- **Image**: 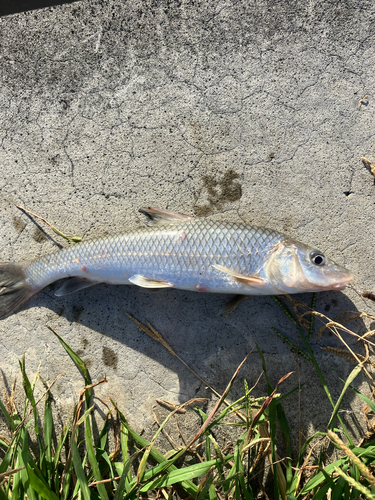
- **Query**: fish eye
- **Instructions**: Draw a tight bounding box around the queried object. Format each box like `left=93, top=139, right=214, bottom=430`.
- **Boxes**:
left=310, top=250, right=325, bottom=266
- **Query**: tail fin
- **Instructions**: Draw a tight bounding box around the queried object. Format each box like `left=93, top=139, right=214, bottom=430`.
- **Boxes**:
left=0, top=264, right=35, bottom=319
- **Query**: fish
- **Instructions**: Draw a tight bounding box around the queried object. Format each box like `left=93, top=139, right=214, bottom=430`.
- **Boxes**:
left=0, top=207, right=353, bottom=319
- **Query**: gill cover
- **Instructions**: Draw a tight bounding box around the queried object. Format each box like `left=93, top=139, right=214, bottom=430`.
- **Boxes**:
left=265, top=241, right=353, bottom=293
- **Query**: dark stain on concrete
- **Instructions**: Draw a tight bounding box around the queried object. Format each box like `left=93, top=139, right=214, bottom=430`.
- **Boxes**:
left=268, top=152, right=276, bottom=161
left=194, top=170, right=242, bottom=216
left=33, top=227, right=48, bottom=243
left=72, top=306, right=84, bottom=322
left=81, top=337, right=89, bottom=349
left=102, top=346, right=118, bottom=370
left=12, top=216, right=26, bottom=233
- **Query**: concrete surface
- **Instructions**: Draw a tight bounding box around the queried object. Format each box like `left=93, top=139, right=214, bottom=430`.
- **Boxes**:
left=0, top=0, right=375, bottom=453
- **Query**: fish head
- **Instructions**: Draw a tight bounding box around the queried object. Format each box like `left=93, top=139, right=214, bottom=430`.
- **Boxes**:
left=265, top=241, right=353, bottom=293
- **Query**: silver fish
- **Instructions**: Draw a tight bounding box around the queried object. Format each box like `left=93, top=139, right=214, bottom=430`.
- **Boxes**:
left=0, top=207, right=353, bottom=319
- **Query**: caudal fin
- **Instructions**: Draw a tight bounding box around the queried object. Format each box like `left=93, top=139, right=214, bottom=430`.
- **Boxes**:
left=0, top=264, right=35, bottom=319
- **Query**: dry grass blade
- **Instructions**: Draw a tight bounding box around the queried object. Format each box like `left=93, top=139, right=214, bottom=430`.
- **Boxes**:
left=358, top=95, right=368, bottom=109
left=246, top=372, right=293, bottom=500
left=15, top=204, right=82, bottom=243
left=361, top=156, right=375, bottom=177
left=301, top=310, right=375, bottom=348
left=241, top=437, right=270, bottom=454
left=136, top=396, right=207, bottom=483
left=3, top=378, right=18, bottom=416
left=152, top=409, right=182, bottom=450
left=361, top=290, right=375, bottom=302
left=321, top=346, right=375, bottom=367
left=188, top=350, right=253, bottom=446
left=126, top=313, right=176, bottom=356
left=334, top=467, right=375, bottom=500
left=156, top=399, right=186, bottom=414
left=89, top=476, right=121, bottom=487
left=0, top=467, right=26, bottom=480
left=293, top=435, right=326, bottom=493
left=126, top=313, right=248, bottom=421
left=328, top=430, right=375, bottom=488
left=246, top=371, right=293, bottom=442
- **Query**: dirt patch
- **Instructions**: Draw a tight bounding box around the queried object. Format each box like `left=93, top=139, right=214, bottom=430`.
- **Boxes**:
left=194, top=170, right=242, bottom=216
left=12, top=216, right=26, bottom=233
left=33, top=227, right=47, bottom=243
left=102, top=346, right=118, bottom=370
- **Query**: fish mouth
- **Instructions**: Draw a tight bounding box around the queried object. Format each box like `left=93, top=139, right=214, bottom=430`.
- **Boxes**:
left=312, top=271, right=354, bottom=292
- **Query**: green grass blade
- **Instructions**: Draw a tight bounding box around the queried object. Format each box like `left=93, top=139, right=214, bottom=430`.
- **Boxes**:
left=238, top=474, right=253, bottom=500
left=70, top=436, right=91, bottom=500
left=332, top=466, right=348, bottom=500
left=114, top=403, right=198, bottom=496
left=0, top=439, right=17, bottom=474
left=19, top=423, right=38, bottom=500
left=50, top=328, right=91, bottom=387
left=310, top=480, right=334, bottom=500
left=120, top=423, right=132, bottom=485
left=350, top=386, right=375, bottom=414
left=271, top=297, right=353, bottom=445
left=60, top=458, right=74, bottom=500
left=77, top=405, right=95, bottom=426
left=113, top=458, right=135, bottom=500
left=300, top=458, right=347, bottom=494
left=334, top=466, right=375, bottom=500
left=19, top=355, right=40, bottom=440
left=328, top=365, right=362, bottom=430
left=19, top=355, right=36, bottom=407
left=11, top=458, right=23, bottom=500
left=276, top=403, right=293, bottom=492
left=53, top=422, right=70, bottom=470
left=98, top=416, right=109, bottom=451
left=71, top=450, right=88, bottom=499
left=43, top=386, right=53, bottom=479
left=0, top=487, right=9, bottom=500
left=139, top=455, right=234, bottom=492
left=25, top=464, right=59, bottom=500
left=85, top=413, right=109, bottom=500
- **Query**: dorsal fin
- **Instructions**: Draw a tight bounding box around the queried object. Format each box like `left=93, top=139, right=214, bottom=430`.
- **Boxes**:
left=139, top=207, right=192, bottom=226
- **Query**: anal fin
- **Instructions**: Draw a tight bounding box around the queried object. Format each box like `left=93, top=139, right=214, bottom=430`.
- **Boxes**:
left=213, top=264, right=265, bottom=285
left=55, top=277, right=100, bottom=296
left=221, top=295, right=249, bottom=317
left=129, top=275, right=174, bottom=289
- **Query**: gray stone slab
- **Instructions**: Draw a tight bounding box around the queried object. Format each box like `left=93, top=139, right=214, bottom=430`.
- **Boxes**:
left=0, top=0, right=374, bottom=448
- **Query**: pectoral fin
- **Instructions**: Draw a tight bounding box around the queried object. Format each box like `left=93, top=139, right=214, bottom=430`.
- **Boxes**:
left=139, top=207, right=192, bottom=225
left=55, top=277, right=100, bottom=296
left=213, top=264, right=265, bottom=285
left=129, top=275, right=174, bottom=288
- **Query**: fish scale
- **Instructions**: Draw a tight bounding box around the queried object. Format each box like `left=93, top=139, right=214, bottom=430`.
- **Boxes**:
left=0, top=208, right=353, bottom=319
left=24, top=219, right=281, bottom=294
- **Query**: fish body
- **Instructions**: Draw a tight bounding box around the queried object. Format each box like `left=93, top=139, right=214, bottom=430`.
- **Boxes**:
left=0, top=208, right=353, bottom=319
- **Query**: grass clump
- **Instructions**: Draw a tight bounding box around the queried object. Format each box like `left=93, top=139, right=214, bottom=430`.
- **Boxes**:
left=0, top=297, right=375, bottom=499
